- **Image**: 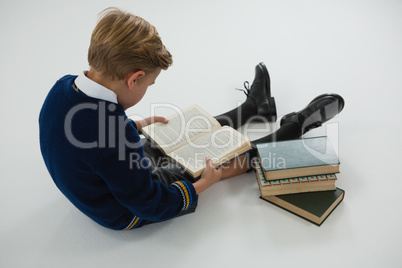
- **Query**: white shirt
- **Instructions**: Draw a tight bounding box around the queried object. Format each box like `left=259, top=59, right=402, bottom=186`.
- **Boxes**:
left=74, top=71, right=118, bottom=104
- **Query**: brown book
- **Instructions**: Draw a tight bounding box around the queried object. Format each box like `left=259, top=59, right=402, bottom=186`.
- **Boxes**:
left=141, top=104, right=251, bottom=178
left=255, top=159, right=336, bottom=196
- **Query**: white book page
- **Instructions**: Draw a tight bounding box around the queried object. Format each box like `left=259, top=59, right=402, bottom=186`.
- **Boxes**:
left=141, top=104, right=221, bottom=154
left=168, top=126, right=249, bottom=174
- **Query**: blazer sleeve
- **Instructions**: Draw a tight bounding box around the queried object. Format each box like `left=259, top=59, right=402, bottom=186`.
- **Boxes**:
left=94, top=121, right=197, bottom=222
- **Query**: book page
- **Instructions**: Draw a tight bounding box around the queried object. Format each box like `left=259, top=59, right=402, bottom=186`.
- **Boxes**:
left=141, top=104, right=221, bottom=154
left=168, top=126, right=250, bottom=175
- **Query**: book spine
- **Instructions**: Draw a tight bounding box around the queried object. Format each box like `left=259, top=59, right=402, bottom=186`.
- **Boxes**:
left=255, top=161, right=337, bottom=196
left=261, top=182, right=336, bottom=196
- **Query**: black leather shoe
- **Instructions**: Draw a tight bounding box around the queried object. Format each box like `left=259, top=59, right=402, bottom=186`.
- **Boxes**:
left=237, top=63, right=277, bottom=122
left=280, top=93, right=345, bottom=135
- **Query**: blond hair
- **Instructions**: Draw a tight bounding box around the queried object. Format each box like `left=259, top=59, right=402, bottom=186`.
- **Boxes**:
left=88, top=7, right=172, bottom=80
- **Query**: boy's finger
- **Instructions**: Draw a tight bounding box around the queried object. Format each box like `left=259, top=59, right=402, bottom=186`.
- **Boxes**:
left=146, top=116, right=167, bottom=124
left=155, top=116, right=168, bottom=123
left=205, top=157, right=213, bottom=167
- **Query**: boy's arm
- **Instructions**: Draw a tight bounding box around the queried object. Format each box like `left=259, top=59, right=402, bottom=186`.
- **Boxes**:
left=95, top=137, right=197, bottom=223
left=193, top=155, right=248, bottom=194
left=193, top=157, right=222, bottom=194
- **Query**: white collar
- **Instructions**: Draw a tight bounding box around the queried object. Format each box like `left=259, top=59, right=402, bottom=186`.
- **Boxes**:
left=74, top=71, right=118, bottom=104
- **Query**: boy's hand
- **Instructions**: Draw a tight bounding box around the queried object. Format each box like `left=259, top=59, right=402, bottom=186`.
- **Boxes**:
left=135, top=116, right=169, bottom=131
left=193, top=157, right=222, bottom=194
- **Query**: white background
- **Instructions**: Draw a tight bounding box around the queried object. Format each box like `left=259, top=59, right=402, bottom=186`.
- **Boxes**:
left=1, top=0, right=401, bottom=267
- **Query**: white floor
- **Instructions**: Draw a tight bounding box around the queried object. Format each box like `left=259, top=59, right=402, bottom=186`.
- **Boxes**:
left=1, top=1, right=402, bottom=267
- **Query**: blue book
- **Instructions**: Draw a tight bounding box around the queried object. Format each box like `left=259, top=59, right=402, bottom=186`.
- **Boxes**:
left=256, top=136, right=340, bottom=181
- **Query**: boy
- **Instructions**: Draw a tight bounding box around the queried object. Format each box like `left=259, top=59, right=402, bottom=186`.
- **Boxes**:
left=39, top=7, right=344, bottom=230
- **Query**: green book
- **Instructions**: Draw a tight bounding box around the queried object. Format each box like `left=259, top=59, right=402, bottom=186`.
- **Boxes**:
left=260, top=188, right=345, bottom=226
left=256, top=136, right=340, bottom=181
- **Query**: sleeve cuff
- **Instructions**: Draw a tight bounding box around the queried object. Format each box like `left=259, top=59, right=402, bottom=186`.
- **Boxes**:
left=129, top=119, right=138, bottom=130
left=171, top=181, right=198, bottom=211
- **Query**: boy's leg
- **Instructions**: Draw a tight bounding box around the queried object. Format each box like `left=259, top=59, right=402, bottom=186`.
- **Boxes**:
left=214, top=97, right=257, bottom=130
left=143, top=85, right=344, bottom=180
left=221, top=93, right=345, bottom=173
left=214, top=63, right=276, bottom=129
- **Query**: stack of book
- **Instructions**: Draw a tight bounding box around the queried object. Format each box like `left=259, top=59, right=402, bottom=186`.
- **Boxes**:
left=255, top=136, right=345, bottom=226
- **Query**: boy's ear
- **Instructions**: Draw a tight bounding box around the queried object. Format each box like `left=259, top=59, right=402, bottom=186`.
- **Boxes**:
left=127, top=71, right=145, bottom=90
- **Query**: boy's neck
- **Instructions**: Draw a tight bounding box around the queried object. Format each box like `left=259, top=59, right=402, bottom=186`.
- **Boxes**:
left=86, top=68, right=131, bottom=110
left=86, top=69, right=117, bottom=93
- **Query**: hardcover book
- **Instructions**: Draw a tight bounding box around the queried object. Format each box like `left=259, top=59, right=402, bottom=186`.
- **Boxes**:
left=255, top=159, right=337, bottom=196
left=256, top=136, right=340, bottom=181
left=141, top=104, right=251, bottom=178
left=260, top=188, right=345, bottom=226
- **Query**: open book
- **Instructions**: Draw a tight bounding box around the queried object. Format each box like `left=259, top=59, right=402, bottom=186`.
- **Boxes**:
left=141, top=104, right=252, bottom=178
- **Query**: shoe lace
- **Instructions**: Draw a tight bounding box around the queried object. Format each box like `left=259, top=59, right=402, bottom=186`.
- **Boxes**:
left=235, top=81, right=250, bottom=97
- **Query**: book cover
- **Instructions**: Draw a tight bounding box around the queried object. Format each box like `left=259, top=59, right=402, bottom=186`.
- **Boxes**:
left=255, top=159, right=337, bottom=196
left=256, top=136, right=340, bottom=180
left=260, top=188, right=345, bottom=226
